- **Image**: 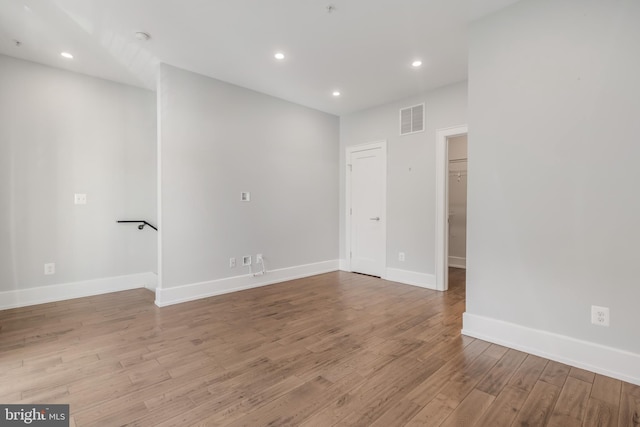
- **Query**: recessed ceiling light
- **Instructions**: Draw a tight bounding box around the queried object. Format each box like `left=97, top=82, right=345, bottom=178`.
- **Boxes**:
left=274, top=52, right=285, bottom=60
left=135, top=32, right=151, bottom=41
left=61, top=52, right=74, bottom=59
left=332, top=91, right=341, bottom=97
left=412, top=60, right=423, bottom=68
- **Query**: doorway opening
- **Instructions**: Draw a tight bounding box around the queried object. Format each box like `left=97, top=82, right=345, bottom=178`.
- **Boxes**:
left=447, top=135, right=467, bottom=270
left=435, top=125, right=468, bottom=291
left=447, top=135, right=468, bottom=293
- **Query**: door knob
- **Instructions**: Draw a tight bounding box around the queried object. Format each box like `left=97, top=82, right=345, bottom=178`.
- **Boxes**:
left=369, top=217, right=380, bottom=221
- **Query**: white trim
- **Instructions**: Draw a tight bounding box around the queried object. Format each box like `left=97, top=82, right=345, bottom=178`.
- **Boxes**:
left=0, top=272, right=157, bottom=311
left=339, top=259, right=349, bottom=271
left=448, top=256, right=466, bottom=269
left=156, top=65, right=164, bottom=290
left=144, top=276, right=158, bottom=291
left=345, top=141, right=387, bottom=279
left=435, top=125, right=468, bottom=291
left=386, top=268, right=436, bottom=289
left=462, top=312, right=640, bottom=387
left=155, top=260, right=338, bottom=307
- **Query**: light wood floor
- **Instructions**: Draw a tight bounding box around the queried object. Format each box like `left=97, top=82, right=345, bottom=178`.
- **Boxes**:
left=1, top=269, right=639, bottom=426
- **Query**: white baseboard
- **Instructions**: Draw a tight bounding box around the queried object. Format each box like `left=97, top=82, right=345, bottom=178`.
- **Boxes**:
left=462, top=312, right=640, bottom=386
left=339, top=259, right=349, bottom=271
left=155, top=260, right=339, bottom=307
left=385, top=268, right=436, bottom=290
left=0, top=272, right=158, bottom=311
left=448, top=256, right=466, bottom=269
left=144, top=274, right=159, bottom=291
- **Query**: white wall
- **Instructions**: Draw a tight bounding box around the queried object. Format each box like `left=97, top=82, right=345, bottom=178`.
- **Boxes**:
left=465, top=0, right=640, bottom=383
left=157, top=64, right=339, bottom=304
left=340, top=82, right=467, bottom=284
left=0, top=55, right=157, bottom=307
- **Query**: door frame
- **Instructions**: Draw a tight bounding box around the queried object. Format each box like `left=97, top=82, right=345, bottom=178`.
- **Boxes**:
left=345, top=140, right=387, bottom=278
left=435, top=125, right=468, bottom=291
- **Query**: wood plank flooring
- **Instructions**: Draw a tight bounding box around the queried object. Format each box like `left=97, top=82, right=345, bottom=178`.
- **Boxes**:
left=1, top=268, right=639, bottom=426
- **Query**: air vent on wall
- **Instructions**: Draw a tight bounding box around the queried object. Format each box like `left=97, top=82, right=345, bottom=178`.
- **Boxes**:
left=400, top=103, right=425, bottom=135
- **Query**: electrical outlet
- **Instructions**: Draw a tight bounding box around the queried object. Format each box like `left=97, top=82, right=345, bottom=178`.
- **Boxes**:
left=398, top=252, right=405, bottom=262
left=240, top=192, right=250, bottom=202
left=74, top=193, right=87, bottom=205
left=242, top=255, right=251, bottom=266
left=44, top=263, right=55, bottom=275
left=591, top=305, right=610, bottom=327
left=229, top=257, right=236, bottom=268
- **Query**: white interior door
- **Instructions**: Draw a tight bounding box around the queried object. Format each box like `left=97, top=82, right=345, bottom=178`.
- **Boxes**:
left=349, top=144, right=386, bottom=277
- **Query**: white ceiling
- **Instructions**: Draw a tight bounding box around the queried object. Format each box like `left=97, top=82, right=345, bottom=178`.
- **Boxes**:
left=0, top=0, right=520, bottom=115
